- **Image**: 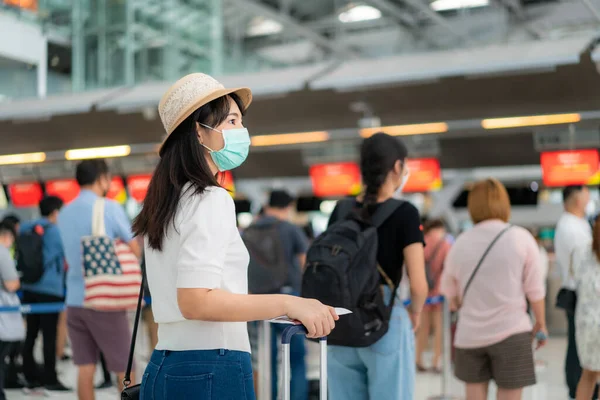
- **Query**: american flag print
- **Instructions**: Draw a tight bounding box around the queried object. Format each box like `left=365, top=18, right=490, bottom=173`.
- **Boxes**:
left=82, top=235, right=142, bottom=311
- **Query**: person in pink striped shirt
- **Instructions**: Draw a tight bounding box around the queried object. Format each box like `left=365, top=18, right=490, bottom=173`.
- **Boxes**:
left=440, top=178, right=547, bottom=400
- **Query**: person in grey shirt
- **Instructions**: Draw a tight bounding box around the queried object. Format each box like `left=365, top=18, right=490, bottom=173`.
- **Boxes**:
left=0, top=221, right=21, bottom=400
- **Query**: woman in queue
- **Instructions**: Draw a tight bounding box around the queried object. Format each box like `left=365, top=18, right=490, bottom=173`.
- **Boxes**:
left=440, top=178, right=547, bottom=400
left=326, top=133, right=429, bottom=400
left=573, top=215, right=600, bottom=400
left=132, top=73, right=338, bottom=399
left=416, top=219, right=451, bottom=373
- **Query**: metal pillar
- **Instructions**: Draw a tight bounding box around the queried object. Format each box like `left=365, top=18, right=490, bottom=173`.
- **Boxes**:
left=124, top=0, right=135, bottom=85
left=97, top=0, right=107, bottom=87
left=71, top=0, right=85, bottom=92
left=210, top=0, right=224, bottom=76
left=37, top=37, right=47, bottom=98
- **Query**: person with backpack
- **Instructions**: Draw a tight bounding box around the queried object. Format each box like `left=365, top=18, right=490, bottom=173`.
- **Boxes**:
left=19, top=196, right=70, bottom=393
left=244, top=190, right=310, bottom=400
left=303, top=132, right=428, bottom=400
left=440, top=178, right=547, bottom=400
left=416, top=218, right=451, bottom=373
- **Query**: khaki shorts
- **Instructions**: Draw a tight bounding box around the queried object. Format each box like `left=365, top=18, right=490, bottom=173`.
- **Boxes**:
left=454, top=331, right=536, bottom=389
left=67, top=307, right=132, bottom=373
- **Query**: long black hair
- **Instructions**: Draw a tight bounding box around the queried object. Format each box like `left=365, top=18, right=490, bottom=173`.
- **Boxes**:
left=133, top=93, right=245, bottom=251
left=360, top=132, right=408, bottom=210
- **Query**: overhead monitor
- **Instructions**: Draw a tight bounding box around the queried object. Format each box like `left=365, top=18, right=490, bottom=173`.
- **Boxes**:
left=309, top=162, right=361, bottom=198
left=45, top=179, right=80, bottom=204
left=403, top=158, right=442, bottom=193
left=8, top=182, right=43, bottom=208
left=541, top=149, right=600, bottom=187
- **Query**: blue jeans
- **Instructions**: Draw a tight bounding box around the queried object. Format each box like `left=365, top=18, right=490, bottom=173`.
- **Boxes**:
left=328, top=290, right=415, bottom=400
left=140, top=349, right=255, bottom=400
left=271, top=323, right=308, bottom=400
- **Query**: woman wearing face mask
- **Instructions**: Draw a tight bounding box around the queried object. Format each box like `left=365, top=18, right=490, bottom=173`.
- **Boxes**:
left=326, top=133, right=428, bottom=400
left=133, top=73, right=338, bottom=399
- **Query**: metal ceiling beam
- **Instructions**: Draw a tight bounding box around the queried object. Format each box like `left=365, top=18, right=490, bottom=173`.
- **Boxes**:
left=389, top=0, right=472, bottom=43
left=226, top=0, right=360, bottom=58
left=365, top=0, right=419, bottom=28
left=581, top=0, right=600, bottom=22
left=364, top=0, right=444, bottom=48
left=493, top=0, right=541, bottom=39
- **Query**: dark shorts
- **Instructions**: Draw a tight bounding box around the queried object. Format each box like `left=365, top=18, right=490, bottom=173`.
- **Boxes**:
left=66, top=307, right=131, bottom=373
left=454, top=331, right=536, bottom=389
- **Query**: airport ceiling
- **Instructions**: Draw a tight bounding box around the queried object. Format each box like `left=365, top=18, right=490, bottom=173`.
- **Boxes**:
left=3, top=0, right=600, bottom=179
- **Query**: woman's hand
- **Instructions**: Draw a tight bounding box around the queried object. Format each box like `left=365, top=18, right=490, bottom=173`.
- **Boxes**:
left=532, top=322, right=549, bottom=350
left=409, top=310, right=422, bottom=332
left=284, top=297, right=339, bottom=338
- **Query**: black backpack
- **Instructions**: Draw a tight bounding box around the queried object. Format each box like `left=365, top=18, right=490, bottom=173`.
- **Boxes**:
left=16, top=223, right=47, bottom=284
left=243, top=220, right=289, bottom=294
left=301, top=198, right=402, bottom=347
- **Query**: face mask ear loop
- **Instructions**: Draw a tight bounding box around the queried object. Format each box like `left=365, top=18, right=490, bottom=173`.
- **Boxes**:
left=197, top=122, right=219, bottom=152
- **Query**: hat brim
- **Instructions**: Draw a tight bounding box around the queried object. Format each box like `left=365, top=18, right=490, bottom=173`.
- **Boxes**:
left=159, top=86, right=252, bottom=155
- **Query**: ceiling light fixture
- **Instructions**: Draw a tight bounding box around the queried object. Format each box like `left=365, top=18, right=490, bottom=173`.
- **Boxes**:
left=246, top=16, right=283, bottom=37
left=481, top=113, right=581, bottom=129
left=65, top=145, right=131, bottom=160
left=430, top=0, right=489, bottom=12
left=360, top=122, right=448, bottom=138
left=0, top=152, right=46, bottom=166
left=251, top=131, right=329, bottom=147
left=338, top=4, right=382, bottom=23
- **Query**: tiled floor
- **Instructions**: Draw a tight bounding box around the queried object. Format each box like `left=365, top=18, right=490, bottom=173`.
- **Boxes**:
left=6, top=336, right=572, bottom=399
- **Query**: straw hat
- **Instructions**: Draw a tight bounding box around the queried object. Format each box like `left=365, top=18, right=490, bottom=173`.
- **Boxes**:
left=158, top=73, right=252, bottom=147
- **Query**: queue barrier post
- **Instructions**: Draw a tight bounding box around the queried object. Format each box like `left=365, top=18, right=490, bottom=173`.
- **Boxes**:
left=427, top=296, right=461, bottom=400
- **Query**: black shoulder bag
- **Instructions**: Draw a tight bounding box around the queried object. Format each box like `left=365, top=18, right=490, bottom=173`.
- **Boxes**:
left=121, top=276, right=145, bottom=399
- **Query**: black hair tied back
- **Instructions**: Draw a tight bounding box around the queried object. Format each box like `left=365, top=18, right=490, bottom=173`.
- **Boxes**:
left=359, top=132, right=408, bottom=214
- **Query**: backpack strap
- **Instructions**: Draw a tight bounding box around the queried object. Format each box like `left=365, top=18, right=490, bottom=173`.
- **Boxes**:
left=371, top=199, right=404, bottom=228
left=335, top=198, right=357, bottom=221
left=335, top=198, right=404, bottom=228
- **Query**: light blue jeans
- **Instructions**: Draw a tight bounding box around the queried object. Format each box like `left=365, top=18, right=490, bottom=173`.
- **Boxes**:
left=328, top=289, right=415, bottom=400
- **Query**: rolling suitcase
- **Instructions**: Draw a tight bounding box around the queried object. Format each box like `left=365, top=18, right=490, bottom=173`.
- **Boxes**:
left=281, top=325, right=327, bottom=400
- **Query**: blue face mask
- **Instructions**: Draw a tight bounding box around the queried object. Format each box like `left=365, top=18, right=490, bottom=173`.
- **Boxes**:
left=199, top=123, right=251, bottom=172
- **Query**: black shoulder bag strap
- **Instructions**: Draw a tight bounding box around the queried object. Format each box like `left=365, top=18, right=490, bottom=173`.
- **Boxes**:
left=123, top=273, right=145, bottom=390
left=462, top=225, right=512, bottom=301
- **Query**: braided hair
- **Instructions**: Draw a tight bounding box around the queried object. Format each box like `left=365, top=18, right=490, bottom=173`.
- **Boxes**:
left=360, top=133, right=408, bottom=217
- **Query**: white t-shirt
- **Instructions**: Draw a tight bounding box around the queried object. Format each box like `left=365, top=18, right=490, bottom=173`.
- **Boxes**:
left=144, top=186, right=251, bottom=352
left=554, top=212, right=592, bottom=291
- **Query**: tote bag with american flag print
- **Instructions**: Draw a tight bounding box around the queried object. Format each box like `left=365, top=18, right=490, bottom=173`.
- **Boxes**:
left=81, top=198, right=142, bottom=311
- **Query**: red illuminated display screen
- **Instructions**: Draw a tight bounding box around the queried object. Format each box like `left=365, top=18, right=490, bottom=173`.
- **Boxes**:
left=9, top=182, right=43, bottom=208
left=403, top=158, right=442, bottom=193
left=541, top=149, right=600, bottom=187
left=309, top=162, right=362, bottom=197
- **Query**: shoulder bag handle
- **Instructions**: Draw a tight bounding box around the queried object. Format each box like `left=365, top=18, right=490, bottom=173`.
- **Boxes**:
left=92, top=199, right=107, bottom=236
left=462, top=225, right=512, bottom=302
left=123, top=273, right=145, bottom=388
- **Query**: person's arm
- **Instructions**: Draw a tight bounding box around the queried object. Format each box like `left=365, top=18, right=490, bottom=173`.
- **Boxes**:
left=404, top=243, right=428, bottom=314
left=0, top=252, right=20, bottom=292
left=399, top=204, right=428, bottom=330
left=522, top=230, right=547, bottom=348
left=176, top=189, right=338, bottom=338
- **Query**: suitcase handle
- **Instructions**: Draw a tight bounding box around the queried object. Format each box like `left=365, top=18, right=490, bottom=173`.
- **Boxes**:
left=281, top=325, right=329, bottom=343
left=281, top=325, right=327, bottom=400
left=281, top=325, right=307, bottom=344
